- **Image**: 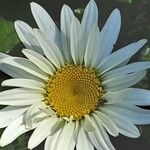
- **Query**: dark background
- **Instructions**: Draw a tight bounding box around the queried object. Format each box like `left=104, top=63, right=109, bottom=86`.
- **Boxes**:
left=0, top=0, right=150, bottom=149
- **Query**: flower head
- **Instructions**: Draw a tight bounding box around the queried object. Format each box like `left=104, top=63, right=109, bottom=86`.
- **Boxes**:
left=0, top=0, right=150, bottom=149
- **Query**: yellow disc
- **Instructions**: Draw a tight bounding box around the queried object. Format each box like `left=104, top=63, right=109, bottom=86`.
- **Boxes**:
left=46, top=65, right=103, bottom=120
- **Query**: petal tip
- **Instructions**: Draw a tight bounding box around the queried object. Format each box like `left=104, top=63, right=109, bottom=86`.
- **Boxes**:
left=141, top=39, right=148, bottom=44
left=30, top=2, right=40, bottom=11
left=112, top=8, right=121, bottom=19
left=0, top=139, right=6, bottom=147
left=14, top=20, right=21, bottom=27
left=88, top=0, right=97, bottom=10
left=137, top=39, right=148, bottom=46
left=114, top=8, right=120, bottom=13
left=61, top=4, right=72, bottom=14
left=1, top=80, right=7, bottom=87
left=14, top=20, right=27, bottom=29
left=89, top=0, right=96, bottom=5
left=27, top=145, right=33, bottom=150
left=62, top=4, right=68, bottom=8
left=30, top=2, right=37, bottom=7
left=22, top=49, right=27, bottom=54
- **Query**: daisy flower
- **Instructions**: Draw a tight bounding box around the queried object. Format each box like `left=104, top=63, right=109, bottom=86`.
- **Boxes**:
left=0, top=0, right=150, bottom=149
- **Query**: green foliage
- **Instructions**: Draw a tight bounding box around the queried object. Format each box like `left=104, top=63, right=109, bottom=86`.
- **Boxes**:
left=143, top=48, right=150, bottom=61
left=0, top=21, right=19, bottom=53
left=74, top=8, right=84, bottom=15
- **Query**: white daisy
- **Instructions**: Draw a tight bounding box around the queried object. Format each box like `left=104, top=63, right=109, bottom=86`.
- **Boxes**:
left=0, top=0, right=150, bottom=150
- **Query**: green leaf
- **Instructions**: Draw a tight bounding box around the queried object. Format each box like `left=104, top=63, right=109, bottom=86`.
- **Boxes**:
left=143, top=47, right=150, bottom=61
left=74, top=8, right=84, bottom=15
left=0, top=21, right=19, bottom=53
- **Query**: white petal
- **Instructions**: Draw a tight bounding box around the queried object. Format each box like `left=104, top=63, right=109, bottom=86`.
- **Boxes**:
left=103, top=70, right=147, bottom=91
left=81, top=0, right=98, bottom=45
left=44, top=136, right=52, bottom=150
left=28, top=117, right=57, bottom=149
left=89, top=30, right=101, bottom=68
left=50, top=120, right=65, bottom=135
left=0, top=63, right=42, bottom=81
left=23, top=102, right=49, bottom=128
left=84, top=25, right=99, bottom=67
left=34, top=29, right=64, bottom=68
left=70, top=17, right=84, bottom=64
left=0, top=106, right=28, bottom=128
left=61, top=5, right=74, bottom=63
left=45, top=122, right=79, bottom=150
left=24, top=104, right=41, bottom=128
left=38, top=106, right=56, bottom=117
left=88, top=116, right=115, bottom=150
left=98, top=39, right=147, bottom=74
left=0, top=88, right=44, bottom=106
left=0, top=115, right=37, bottom=147
left=0, top=88, right=40, bottom=96
left=98, top=9, right=121, bottom=60
left=73, top=121, right=80, bottom=143
left=104, top=88, right=150, bottom=106
left=82, top=115, right=95, bottom=132
left=55, top=122, right=76, bottom=150
left=104, top=104, right=150, bottom=125
left=30, top=2, right=61, bottom=49
left=101, top=107, right=140, bottom=138
left=0, top=54, right=43, bottom=81
left=115, top=58, right=130, bottom=68
left=44, top=130, right=62, bottom=150
left=103, top=62, right=150, bottom=80
left=86, top=131, right=104, bottom=150
left=14, top=21, right=43, bottom=55
left=76, top=127, right=94, bottom=150
left=0, top=53, right=9, bottom=60
left=2, top=78, right=45, bottom=91
left=94, top=111, right=119, bottom=137
left=1, top=57, right=48, bottom=80
left=0, top=88, right=41, bottom=96
left=92, top=114, right=115, bottom=150
left=22, top=49, right=55, bottom=75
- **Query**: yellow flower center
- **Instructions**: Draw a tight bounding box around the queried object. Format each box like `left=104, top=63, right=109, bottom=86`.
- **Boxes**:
left=46, top=65, right=103, bottom=120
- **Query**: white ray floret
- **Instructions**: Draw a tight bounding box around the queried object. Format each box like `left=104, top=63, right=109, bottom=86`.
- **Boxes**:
left=61, top=5, right=74, bottom=62
left=15, top=21, right=43, bottom=55
left=0, top=106, right=28, bottom=128
left=30, top=2, right=61, bottom=49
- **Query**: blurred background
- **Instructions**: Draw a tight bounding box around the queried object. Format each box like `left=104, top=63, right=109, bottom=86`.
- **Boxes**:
left=0, top=0, right=150, bottom=149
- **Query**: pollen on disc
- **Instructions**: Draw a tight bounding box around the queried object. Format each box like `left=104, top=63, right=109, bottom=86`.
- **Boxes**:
left=46, top=64, right=103, bottom=120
